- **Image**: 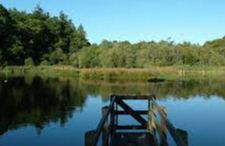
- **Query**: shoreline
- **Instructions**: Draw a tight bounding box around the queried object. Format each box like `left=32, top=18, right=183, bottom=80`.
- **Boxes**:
left=1, top=65, right=225, bottom=81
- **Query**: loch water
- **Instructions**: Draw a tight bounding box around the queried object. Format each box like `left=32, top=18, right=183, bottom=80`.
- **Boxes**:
left=0, top=75, right=225, bottom=146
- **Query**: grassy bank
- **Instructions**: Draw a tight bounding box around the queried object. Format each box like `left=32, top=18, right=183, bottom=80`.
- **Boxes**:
left=1, top=66, right=225, bottom=81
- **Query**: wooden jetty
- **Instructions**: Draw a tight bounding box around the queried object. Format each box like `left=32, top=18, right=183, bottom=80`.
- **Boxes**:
left=85, top=95, right=188, bottom=146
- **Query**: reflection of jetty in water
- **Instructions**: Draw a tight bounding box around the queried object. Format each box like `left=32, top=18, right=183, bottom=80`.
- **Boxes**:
left=86, top=95, right=188, bottom=146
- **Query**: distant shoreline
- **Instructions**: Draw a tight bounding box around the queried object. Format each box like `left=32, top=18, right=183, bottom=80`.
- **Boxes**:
left=1, top=65, right=225, bottom=81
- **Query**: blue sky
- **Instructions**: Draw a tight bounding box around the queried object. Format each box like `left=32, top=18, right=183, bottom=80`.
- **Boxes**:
left=1, top=0, right=225, bottom=44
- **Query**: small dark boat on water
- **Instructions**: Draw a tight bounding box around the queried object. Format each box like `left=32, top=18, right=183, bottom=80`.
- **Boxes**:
left=147, top=78, right=166, bottom=83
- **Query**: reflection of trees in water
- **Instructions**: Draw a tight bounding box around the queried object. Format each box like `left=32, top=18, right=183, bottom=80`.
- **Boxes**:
left=79, top=79, right=225, bottom=100
left=1, top=76, right=225, bottom=136
left=0, top=76, right=86, bottom=135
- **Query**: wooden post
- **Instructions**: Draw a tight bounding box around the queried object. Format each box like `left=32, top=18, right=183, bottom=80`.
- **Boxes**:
left=102, top=106, right=109, bottom=146
left=148, top=100, right=158, bottom=146
left=176, top=129, right=188, bottom=146
left=159, top=106, right=168, bottom=146
left=153, top=100, right=188, bottom=146
left=85, top=130, right=96, bottom=146
left=110, top=96, right=115, bottom=140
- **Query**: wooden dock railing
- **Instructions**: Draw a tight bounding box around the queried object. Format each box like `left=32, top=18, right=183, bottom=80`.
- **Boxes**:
left=85, top=95, right=188, bottom=146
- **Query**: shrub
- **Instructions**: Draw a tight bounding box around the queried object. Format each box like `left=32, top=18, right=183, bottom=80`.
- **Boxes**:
left=24, top=57, right=34, bottom=66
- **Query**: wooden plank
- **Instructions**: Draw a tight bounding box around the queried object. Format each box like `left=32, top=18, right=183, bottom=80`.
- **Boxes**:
left=116, top=98, right=147, bottom=127
left=85, top=130, right=96, bottom=146
left=111, top=132, right=152, bottom=146
left=110, top=96, right=116, bottom=134
left=112, top=95, right=155, bottom=100
left=115, top=110, right=148, bottom=115
left=92, top=97, right=116, bottom=146
left=112, top=125, right=146, bottom=130
left=102, top=106, right=109, bottom=146
left=152, top=100, right=188, bottom=146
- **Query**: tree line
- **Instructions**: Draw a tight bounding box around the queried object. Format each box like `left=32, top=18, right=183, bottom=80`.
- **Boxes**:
left=75, top=39, right=225, bottom=68
left=1, top=4, right=225, bottom=67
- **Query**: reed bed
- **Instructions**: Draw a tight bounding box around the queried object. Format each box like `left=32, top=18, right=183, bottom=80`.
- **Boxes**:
left=1, top=65, right=225, bottom=81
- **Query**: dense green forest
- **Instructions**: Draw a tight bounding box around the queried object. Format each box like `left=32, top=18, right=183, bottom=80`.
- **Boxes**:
left=1, top=4, right=225, bottom=67
left=0, top=4, right=89, bottom=65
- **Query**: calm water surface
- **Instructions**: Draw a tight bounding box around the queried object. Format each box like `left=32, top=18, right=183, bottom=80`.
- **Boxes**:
left=0, top=75, right=225, bottom=146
